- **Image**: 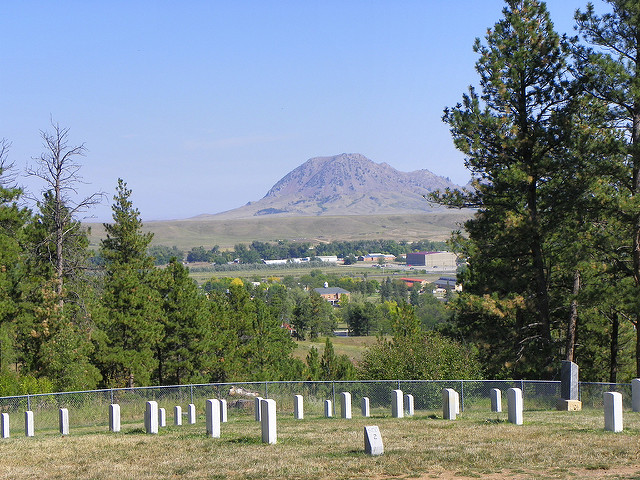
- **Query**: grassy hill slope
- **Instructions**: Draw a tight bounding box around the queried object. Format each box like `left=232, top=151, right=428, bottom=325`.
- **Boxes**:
left=87, top=211, right=472, bottom=250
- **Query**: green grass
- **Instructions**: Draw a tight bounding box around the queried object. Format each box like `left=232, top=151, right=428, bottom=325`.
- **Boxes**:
left=1, top=409, right=640, bottom=479
left=292, top=335, right=382, bottom=362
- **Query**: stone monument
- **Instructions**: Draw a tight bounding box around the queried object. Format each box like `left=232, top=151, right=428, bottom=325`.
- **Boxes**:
left=364, top=425, right=384, bottom=456
left=558, top=360, right=582, bottom=411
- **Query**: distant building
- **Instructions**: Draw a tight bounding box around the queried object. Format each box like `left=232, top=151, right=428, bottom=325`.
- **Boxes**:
left=359, top=253, right=396, bottom=262
left=313, top=285, right=350, bottom=305
left=406, top=251, right=457, bottom=269
left=400, top=278, right=429, bottom=289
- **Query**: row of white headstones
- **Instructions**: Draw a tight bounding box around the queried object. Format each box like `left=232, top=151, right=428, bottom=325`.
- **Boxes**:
left=0, top=385, right=629, bottom=454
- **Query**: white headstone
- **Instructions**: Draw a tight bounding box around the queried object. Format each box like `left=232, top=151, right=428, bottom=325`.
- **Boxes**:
left=340, top=392, right=352, bottom=419
left=255, top=396, right=263, bottom=421
left=145, top=401, right=159, bottom=434
left=260, top=398, right=277, bottom=444
left=324, top=399, right=333, bottom=418
left=392, top=389, right=404, bottom=418
left=632, top=379, right=640, bottom=412
left=361, top=397, right=370, bottom=417
left=174, top=406, right=182, bottom=426
left=507, top=388, right=523, bottom=425
left=25, top=411, right=34, bottom=437
left=1, top=412, right=9, bottom=438
left=187, top=403, right=196, bottom=424
left=220, top=399, right=228, bottom=423
left=158, top=407, right=166, bottom=428
left=490, top=388, right=502, bottom=413
left=443, top=388, right=457, bottom=420
left=404, top=394, right=414, bottom=416
left=59, top=408, right=69, bottom=435
left=109, top=404, right=120, bottom=432
left=455, top=390, right=460, bottom=414
left=205, top=399, right=221, bottom=438
left=364, top=425, right=384, bottom=456
left=603, top=391, right=623, bottom=433
left=294, top=395, right=304, bottom=420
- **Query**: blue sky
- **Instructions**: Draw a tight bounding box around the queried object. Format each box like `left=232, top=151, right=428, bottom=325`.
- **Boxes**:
left=1, top=0, right=602, bottom=222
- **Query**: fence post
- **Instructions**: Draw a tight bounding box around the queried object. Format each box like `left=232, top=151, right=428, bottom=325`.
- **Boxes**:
left=27, top=395, right=31, bottom=411
left=190, top=385, right=194, bottom=404
left=460, top=380, right=464, bottom=412
left=332, top=382, right=335, bottom=408
left=110, top=389, right=114, bottom=404
left=265, top=381, right=268, bottom=399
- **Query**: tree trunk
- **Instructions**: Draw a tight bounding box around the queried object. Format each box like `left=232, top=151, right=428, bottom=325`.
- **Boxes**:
left=565, top=270, right=580, bottom=362
left=610, top=313, right=619, bottom=383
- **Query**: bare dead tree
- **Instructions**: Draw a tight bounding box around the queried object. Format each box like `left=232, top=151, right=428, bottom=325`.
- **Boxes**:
left=26, top=121, right=105, bottom=308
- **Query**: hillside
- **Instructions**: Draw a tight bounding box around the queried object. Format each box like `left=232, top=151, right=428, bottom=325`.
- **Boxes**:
left=87, top=212, right=473, bottom=250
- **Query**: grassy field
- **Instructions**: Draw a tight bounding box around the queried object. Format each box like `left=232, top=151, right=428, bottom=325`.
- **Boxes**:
left=86, top=212, right=472, bottom=250
left=292, top=335, right=381, bottom=363
left=1, top=409, right=639, bottom=479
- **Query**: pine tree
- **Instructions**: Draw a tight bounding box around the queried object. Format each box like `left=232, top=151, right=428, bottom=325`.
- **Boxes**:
left=94, top=179, right=163, bottom=387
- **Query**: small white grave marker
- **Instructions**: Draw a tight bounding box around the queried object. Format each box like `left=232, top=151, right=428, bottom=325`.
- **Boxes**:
left=109, top=404, right=120, bottom=432
left=392, top=389, right=403, bottom=418
left=25, top=411, right=34, bottom=437
left=174, top=406, right=182, bottom=426
left=205, top=399, right=221, bottom=438
left=364, top=425, right=384, bottom=456
left=59, top=408, right=69, bottom=435
left=340, top=392, right=352, bottom=419
left=260, top=398, right=277, bottom=444
left=145, top=401, right=159, bottom=434
left=361, top=397, right=370, bottom=417
left=220, top=399, right=228, bottom=423
left=507, top=388, right=523, bottom=425
left=255, top=396, right=263, bottom=421
left=158, top=407, right=166, bottom=428
left=324, top=399, right=333, bottom=418
left=442, top=388, right=457, bottom=420
left=603, top=391, right=623, bottom=433
left=490, top=388, right=502, bottom=413
left=187, top=403, right=196, bottom=424
left=1, top=412, right=9, bottom=438
left=404, top=394, right=414, bottom=416
left=294, top=395, right=304, bottom=420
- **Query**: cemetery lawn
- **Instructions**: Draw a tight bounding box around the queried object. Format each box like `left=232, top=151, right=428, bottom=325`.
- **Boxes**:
left=1, top=409, right=640, bottom=480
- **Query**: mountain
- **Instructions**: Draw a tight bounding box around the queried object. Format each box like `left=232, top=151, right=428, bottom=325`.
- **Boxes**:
left=202, top=153, right=462, bottom=219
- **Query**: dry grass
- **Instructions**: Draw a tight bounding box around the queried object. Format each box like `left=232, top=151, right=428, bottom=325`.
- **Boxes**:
left=292, top=335, right=382, bottom=362
left=1, top=409, right=640, bottom=479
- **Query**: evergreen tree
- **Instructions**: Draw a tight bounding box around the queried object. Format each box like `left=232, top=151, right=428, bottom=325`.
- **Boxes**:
left=94, top=179, right=163, bottom=387
left=431, top=0, right=583, bottom=377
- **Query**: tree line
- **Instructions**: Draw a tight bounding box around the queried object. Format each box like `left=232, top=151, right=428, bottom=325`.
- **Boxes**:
left=430, top=0, right=640, bottom=382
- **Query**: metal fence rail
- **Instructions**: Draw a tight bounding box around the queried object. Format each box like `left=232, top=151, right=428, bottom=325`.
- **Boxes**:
left=0, top=380, right=631, bottom=434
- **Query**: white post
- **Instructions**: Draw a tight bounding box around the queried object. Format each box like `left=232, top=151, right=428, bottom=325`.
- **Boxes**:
left=255, top=396, right=263, bottom=421
left=404, top=394, right=414, bottom=416
left=187, top=403, right=196, bottom=424
left=25, top=411, right=34, bottom=437
left=632, top=379, right=640, bottom=412
left=324, top=399, right=333, bottom=418
left=361, top=397, right=370, bottom=417
left=490, top=388, right=502, bottom=413
left=158, top=407, right=166, bottom=428
left=391, top=389, right=404, bottom=418
left=109, top=404, right=120, bottom=432
left=174, top=406, right=182, bottom=426
left=443, top=388, right=457, bottom=420
left=507, top=388, right=523, bottom=425
left=603, top=391, right=623, bottom=433
left=294, top=395, right=304, bottom=420
left=59, top=408, right=69, bottom=435
left=145, top=401, right=159, bottom=434
left=205, top=399, right=221, bottom=438
left=1, top=412, right=9, bottom=438
left=340, top=392, right=352, bottom=419
left=219, top=399, right=228, bottom=423
left=260, top=398, right=277, bottom=444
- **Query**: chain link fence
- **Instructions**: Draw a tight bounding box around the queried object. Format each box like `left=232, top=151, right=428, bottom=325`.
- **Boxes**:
left=0, top=380, right=631, bottom=435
